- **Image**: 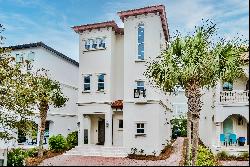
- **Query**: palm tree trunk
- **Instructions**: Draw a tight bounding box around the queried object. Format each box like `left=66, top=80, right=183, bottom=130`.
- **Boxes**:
left=38, top=100, right=49, bottom=157
left=185, top=82, right=202, bottom=166
left=186, top=111, right=192, bottom=165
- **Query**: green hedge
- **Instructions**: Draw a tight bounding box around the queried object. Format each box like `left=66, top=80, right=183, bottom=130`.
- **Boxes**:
left=48, top=134, right=67, bottom=152
left=195, top=145, right=218, bottom=166
left=66, top=131, right=78, bottom=150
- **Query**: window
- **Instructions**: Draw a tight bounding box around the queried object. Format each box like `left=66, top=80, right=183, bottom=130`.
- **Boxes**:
left=83, top=75, right=91, bottom=91
left=97, top=74, right=105, bottom=91
left=223, top=82, right=233, bottom=91
left=88, top=39, right=94, bottom=49
left=137, top=23, right=144, bottom=60
left=16, top=54, right=23, bottom=63
left=136, top=123, right=145, bottom=134
left=99, top=38, right=106, bottom=48
left=119, top=120, right=123, bottom=129
left=26, top=52, right=35, bottom=70
left=84, top=40, right=90, bottom=50
left=137, top=81, right=145, bottom=90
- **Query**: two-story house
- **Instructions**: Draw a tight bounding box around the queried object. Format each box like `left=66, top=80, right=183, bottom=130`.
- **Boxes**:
left=0, top=42, right=79, bottom=148
left=69, top=5, right=173, bottom=156
left=199, top=51, right=249, bottom=155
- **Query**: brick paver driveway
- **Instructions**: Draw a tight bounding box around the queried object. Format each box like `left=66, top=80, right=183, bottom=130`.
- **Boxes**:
left=40, top=138, right=184, bottom=166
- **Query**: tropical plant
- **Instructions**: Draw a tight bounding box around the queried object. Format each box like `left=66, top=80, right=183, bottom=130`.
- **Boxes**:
left=170, top=115, right=187, bottom=139
left=0, top=24, right=36, bottom=140
left=66, top=131, right=78, bottom=150
left=145, top=19, right=247, bottom=165
left=195, top=145, right=218, bottom=166
left=29, top=70, right=68, bottom=157
left=7, top=148, right=28, bottom=166
left=49, top=134, right=68, bottom=152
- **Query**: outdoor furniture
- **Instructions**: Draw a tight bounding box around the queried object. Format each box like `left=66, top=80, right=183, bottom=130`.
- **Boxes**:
left=229, top=133, right=237, bottom=146
left=238, top=137, right=246, bottom=146
left=220, top=134, right=227, bottom=146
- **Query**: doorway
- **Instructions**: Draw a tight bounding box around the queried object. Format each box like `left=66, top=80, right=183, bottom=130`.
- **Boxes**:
left=223, top=117, right=233, bottom=139
left=98, top=119, right=105, bottom=145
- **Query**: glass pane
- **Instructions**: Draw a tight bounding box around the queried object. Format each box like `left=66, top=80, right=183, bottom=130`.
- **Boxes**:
left=137, top=124, right=140, bottom=128
left=98, top=83, right=104, bottom=91
left=141, top=124, right=144, bottom=128
left=98, top=74, right=104, bottom=82
left=84, top=84, right=90, bottom=91
left=223, top=82, right=233, bottom=91
left=84, top=76, right=90, bottom=83
left=119, top=120, right=123, bottom=129
left=138, top=26, right=144, bottom=43
left=138, top=43, right=144, bottom=59
left=27, top=52, right=35, bottom=61
left=137, top=81, right=144, bottom=90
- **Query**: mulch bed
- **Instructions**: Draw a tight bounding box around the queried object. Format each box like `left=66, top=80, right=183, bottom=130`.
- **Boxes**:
left=25, top=150, right=64, bottom=166
left=127, top=140, right=175, bottom=161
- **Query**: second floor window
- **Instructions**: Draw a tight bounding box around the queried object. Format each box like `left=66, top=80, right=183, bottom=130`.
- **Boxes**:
left=16, top=54, right=23, bottom=63
left=83, top=75, right=91, bottom=91
left=97, top=74, right=105, bottom=91
left=26, top=52, right=35, bottom=70
left=137, top=81, right=145, bottom=90
left=137, top=23, right=144, bottom=60
left=223, top=82, right=233, bottom=91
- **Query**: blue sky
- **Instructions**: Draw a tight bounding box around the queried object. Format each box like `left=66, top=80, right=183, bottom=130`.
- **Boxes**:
left=0, top=0, right=249, bottom=61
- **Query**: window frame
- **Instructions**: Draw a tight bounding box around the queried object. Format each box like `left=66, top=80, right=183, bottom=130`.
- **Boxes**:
left=97, top=73, right=105, bottom=92
left=137, top=23, right=145, bottom=60
left=83, top=74, right=91, bottom=92
left=223, top=82, right=233, bottom=91
left=16, top=53, right=24, bottom=63
left=136, top=81, right=145, bottom=90
left=136, top=123, right=145, bottom=134
left=118, top=120, right=123, bottom=129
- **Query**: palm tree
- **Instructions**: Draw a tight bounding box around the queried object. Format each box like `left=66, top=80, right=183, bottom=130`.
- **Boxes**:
left=145, top=20, right=246, bottom=165
left=30, top=69, right=68, bottom=157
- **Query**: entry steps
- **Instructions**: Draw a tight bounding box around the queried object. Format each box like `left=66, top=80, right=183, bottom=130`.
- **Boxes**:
left=64, top=145, right=128, bottom=157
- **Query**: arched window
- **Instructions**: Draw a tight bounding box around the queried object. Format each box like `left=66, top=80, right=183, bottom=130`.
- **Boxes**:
left=137, top=23, right=144, bottom=60
left=223, top=82, right=233, bottom=91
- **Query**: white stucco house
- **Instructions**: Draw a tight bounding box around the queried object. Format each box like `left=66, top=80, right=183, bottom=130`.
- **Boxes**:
left=65, top=5, right=174, bottom=156
left=199, top=52, right=249, bottom=155
left=0, top=42, right=79, bottom=149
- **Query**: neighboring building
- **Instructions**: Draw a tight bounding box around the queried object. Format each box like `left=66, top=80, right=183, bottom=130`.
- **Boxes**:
left=71, top=5, right=173, bottom=156
left=199, top=51, right=249, bottom=155
left=0, top=42, right=79, bottom=148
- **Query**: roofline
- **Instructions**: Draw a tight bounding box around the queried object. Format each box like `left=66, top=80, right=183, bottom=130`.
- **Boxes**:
left=5, top=42, right=79, bottom=67
left=72, top=20, right=124, bottom=35
left=117, top=4, right=170, bottom=42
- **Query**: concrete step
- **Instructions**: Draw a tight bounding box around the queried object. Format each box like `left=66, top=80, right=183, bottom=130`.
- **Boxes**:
left=64, top=146, right=128, bottom=157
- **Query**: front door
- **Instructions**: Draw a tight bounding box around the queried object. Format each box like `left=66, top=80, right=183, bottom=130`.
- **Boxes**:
left=98, top=119, right=105, bottom=145
left=223, top=118, right=233, bottom=139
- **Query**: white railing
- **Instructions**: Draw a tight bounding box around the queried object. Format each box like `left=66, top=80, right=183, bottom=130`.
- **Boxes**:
left=220, top=90, right=249, bottom=103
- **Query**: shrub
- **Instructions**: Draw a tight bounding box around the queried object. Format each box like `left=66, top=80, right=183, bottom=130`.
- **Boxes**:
left=66, top=131, right=78, bottom=150
left=217, top=151, right=229, bottom=160
left=49, top=134, right=67, bottom=152
left=170, top=115, right=187, bottom=139
left=240, top=152, right=249, bottom=159
left=7, top=148, right=28, bottom=166
left=26, top=147, right=38, bottom=157
left=195, top=145, right=218, bottom=166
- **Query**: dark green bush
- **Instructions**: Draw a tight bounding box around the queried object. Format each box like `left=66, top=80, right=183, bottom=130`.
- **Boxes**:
left=240, top=152, right=249, bottom=159
left=217, top=151, right=229, bottom=160
left=170, top=115, right=187, bottom=139
left=66, top=131, right=78, bottom=150
left=7, top=148, right=28, bottom=166
left=49, top=134, right=67, bottom=152
left=195, top=145, right=218, bottom=166
left=26, top=147, right=38, bottom=157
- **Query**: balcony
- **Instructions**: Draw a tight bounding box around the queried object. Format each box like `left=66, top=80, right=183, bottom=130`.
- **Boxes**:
left=219, top=90, right=249, bottom=104
left=134, top=89, right=147, bottom=103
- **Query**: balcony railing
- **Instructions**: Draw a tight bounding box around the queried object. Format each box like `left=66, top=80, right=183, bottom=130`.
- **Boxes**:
left=220, top=90, right=249, bottom=103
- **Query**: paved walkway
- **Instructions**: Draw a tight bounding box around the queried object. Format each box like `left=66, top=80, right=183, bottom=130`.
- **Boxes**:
left=220, top=161, right=249, bottom=166
left=40, top=137, right=184, bottom=166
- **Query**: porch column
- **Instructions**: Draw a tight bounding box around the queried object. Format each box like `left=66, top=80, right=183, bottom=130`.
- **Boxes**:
left=78, top=114, right=84, bottom=146
left=215, top=122, right=221, bottom=147
left=105, top=111, right=113, bottom=146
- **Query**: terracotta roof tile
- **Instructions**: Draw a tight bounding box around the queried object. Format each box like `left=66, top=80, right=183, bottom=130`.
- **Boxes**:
left=111, top=100, right=123, bottom=109
left=72, top=20, right=124, bottom=35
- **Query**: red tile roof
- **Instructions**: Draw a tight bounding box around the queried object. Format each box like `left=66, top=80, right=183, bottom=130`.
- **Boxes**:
left=72, top=20, right=124, bottom=35
left=111, top=100, right=123, bottom=110
left=117, top=5, right=170, bottom=41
